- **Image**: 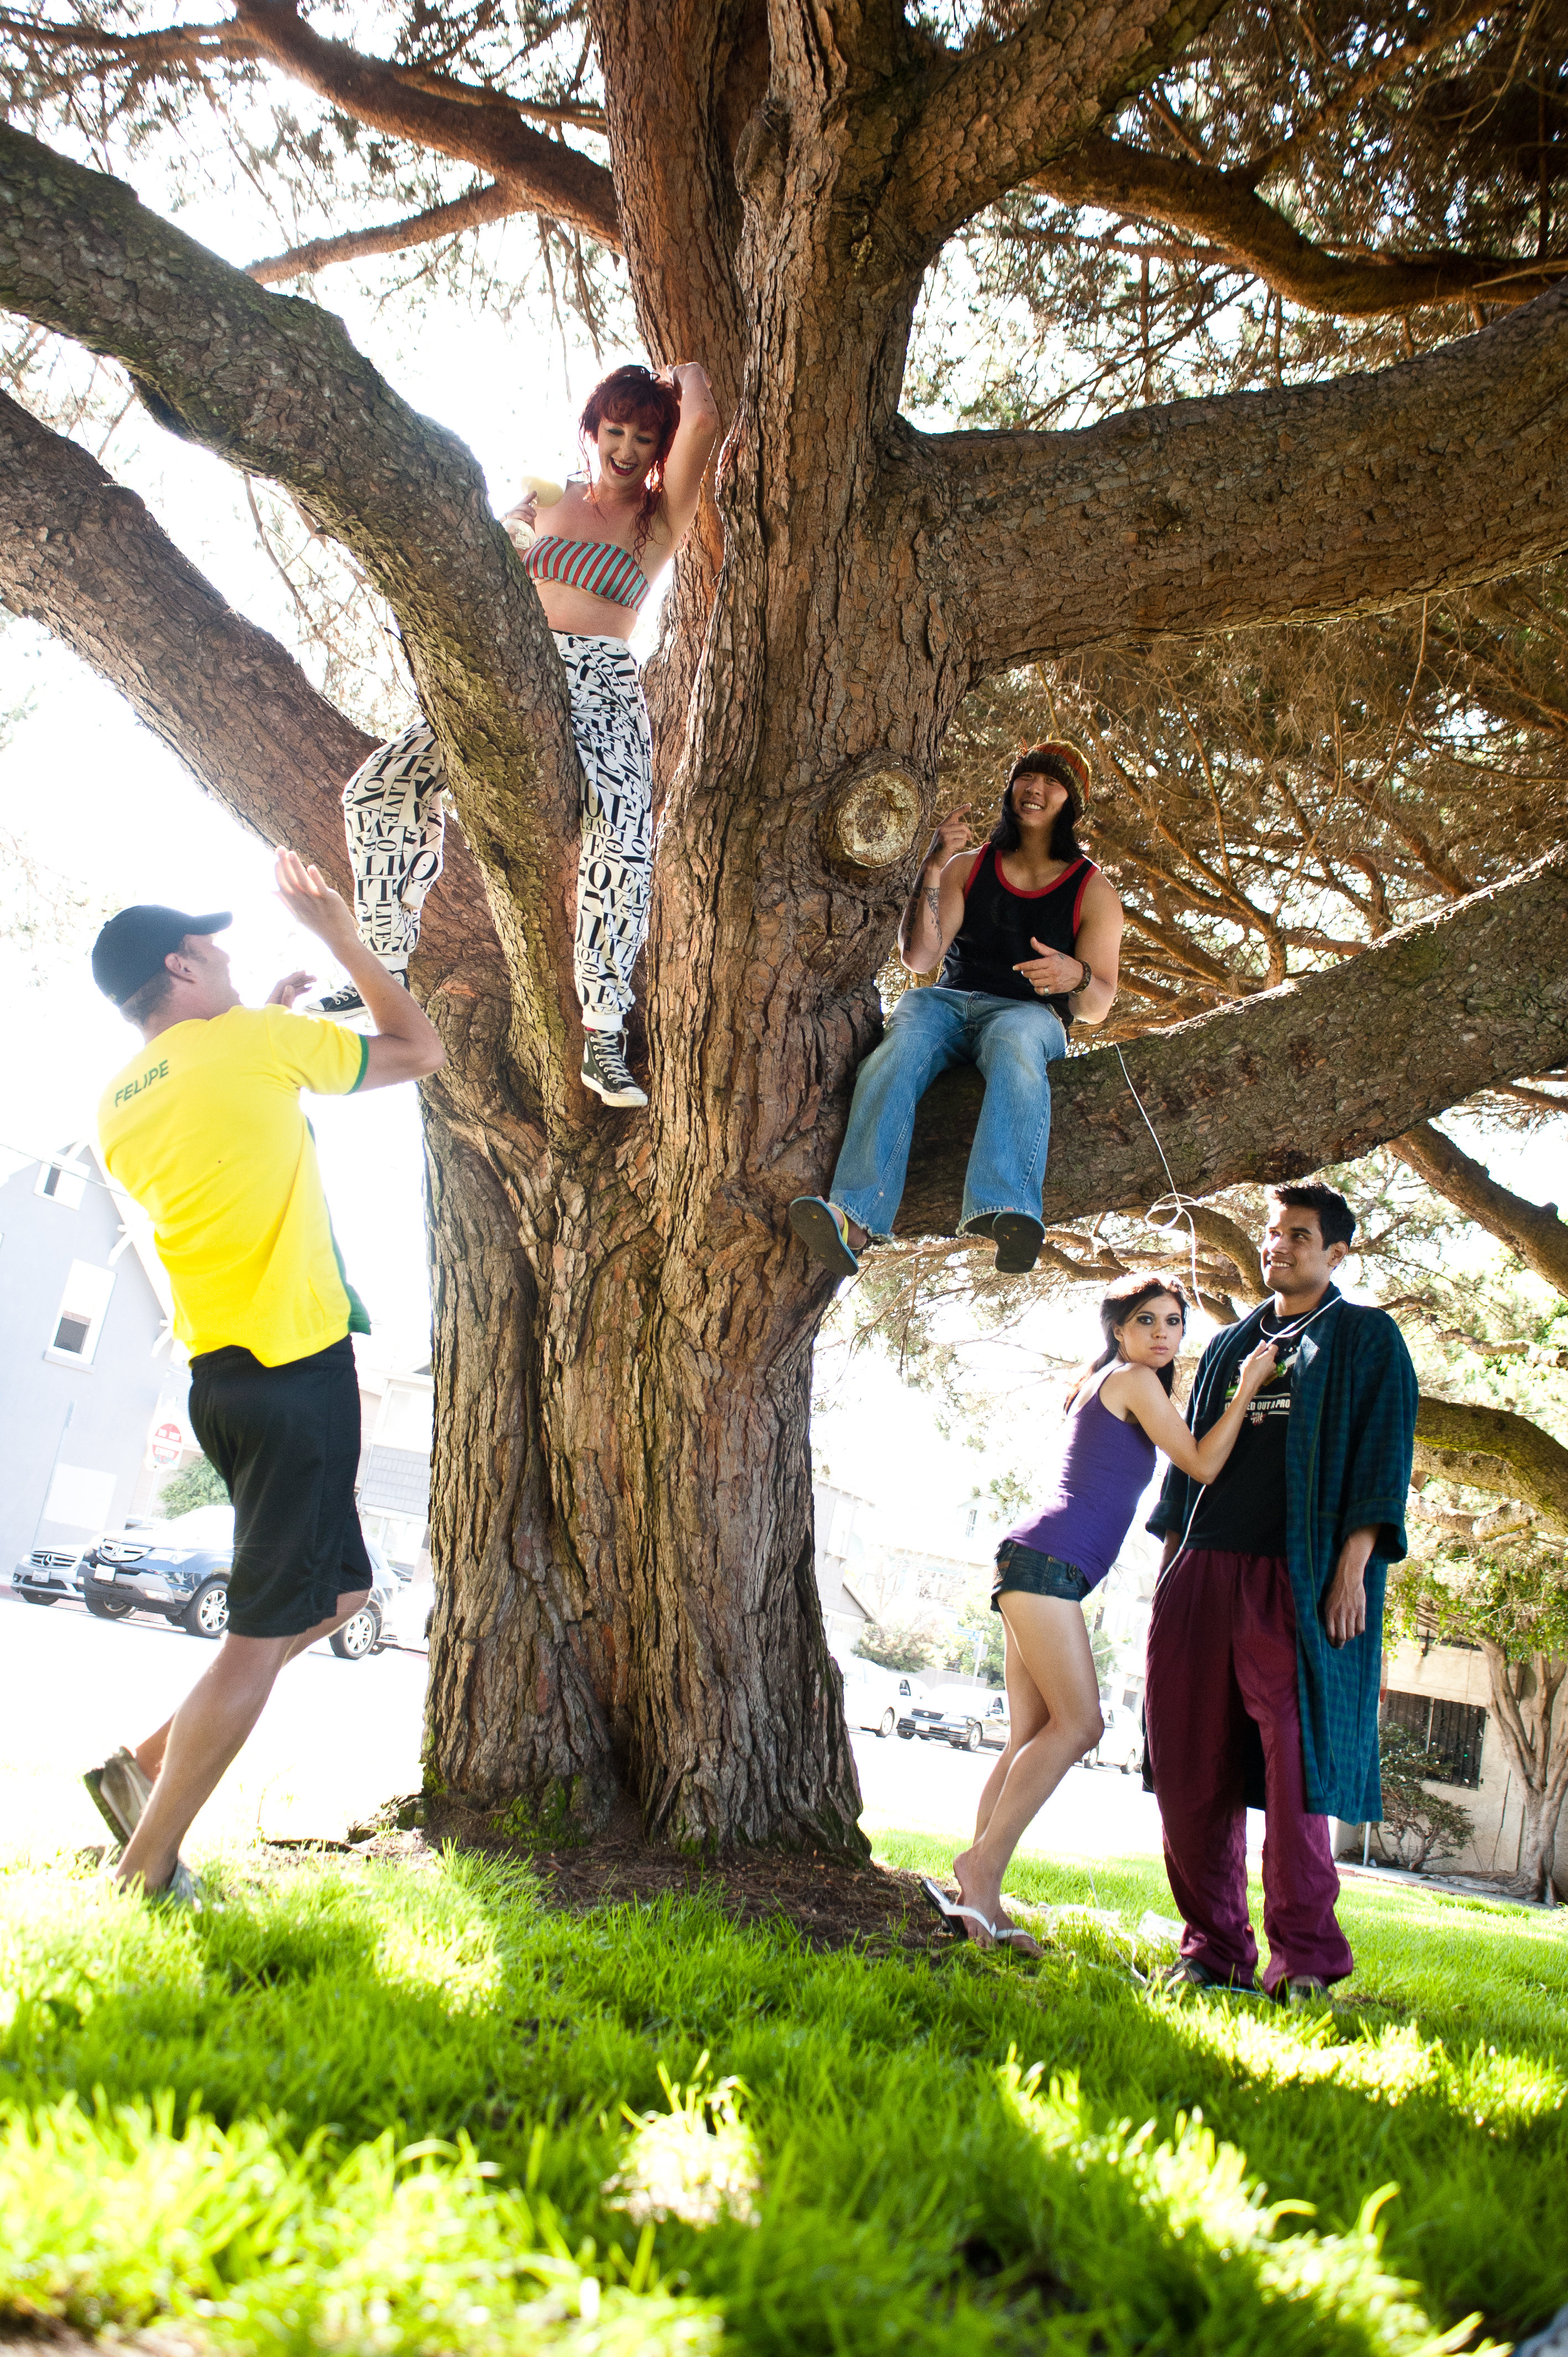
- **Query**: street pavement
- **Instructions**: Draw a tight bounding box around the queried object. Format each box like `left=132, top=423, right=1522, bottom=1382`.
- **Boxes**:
left=1, top=1588, right=1167, bottom=1863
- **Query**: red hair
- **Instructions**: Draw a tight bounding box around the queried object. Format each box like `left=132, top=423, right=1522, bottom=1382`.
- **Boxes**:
left=579, top=365, right=681, bottom=559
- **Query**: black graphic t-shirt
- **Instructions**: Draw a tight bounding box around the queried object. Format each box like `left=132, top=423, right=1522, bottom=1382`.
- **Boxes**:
left=1185, top=1348, right=1292, bottom=1557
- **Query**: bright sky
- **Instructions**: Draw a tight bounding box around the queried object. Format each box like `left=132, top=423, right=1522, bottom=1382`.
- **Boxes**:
left=2, top=145, right=1559, bottom=1529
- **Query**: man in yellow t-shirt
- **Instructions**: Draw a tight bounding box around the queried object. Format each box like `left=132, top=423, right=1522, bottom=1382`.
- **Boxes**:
left=85, top=848, right=444, bottom=1902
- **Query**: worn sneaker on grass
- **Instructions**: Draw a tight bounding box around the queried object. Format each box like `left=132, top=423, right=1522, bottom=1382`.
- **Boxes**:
left=788, top=1197, right=860, bottom=1278
left=82, top=1746, right=153, bottom=1846
left=1281, top=1974, right=1332, bottom=2008
left=1159, top=1957, right=1260, bottom=1997
left=151, top=1859, right=207, bottom=1909
left=581, top=1030, right=647, bottom=1109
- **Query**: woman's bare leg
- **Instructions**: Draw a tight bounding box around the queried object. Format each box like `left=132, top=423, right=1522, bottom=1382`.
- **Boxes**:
left=951, top=1595, right=1104, bottom=1944
left=969, top=1628, right=1050, bottom=1849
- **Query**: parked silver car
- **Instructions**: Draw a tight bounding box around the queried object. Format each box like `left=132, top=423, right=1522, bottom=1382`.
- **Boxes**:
left=11, top=1542, right=86, bottom=1605
left=943, top=1692, right=1010, bottom=1752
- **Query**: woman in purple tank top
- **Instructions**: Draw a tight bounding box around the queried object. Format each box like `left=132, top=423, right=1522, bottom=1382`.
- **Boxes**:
left=923, top=1273, right=1277, bottom=1952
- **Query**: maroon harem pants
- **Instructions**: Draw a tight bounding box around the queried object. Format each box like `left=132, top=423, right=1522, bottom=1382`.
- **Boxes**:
left=1145, top=1547, right=1354, bottom=1993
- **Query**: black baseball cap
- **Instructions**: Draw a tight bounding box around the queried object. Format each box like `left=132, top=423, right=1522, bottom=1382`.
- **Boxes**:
left=91, top=904, right=232, bottom=1005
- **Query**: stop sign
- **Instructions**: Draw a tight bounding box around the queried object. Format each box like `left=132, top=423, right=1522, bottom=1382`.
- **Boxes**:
left=149, top=1421, right=184, bottom=1469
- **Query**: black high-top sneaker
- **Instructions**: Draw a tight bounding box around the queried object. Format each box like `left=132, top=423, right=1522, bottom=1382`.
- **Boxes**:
left=581, top=1028, right=647, bottom=1109
left=311, top=981, right=368, bottom=1020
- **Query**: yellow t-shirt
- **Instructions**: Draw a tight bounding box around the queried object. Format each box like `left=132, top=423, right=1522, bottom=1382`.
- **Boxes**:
left=98, top=1006, right=371, bottom=1368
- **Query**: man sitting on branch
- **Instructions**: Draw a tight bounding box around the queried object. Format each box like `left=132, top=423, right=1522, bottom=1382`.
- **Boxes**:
left=791, top=743, right=1123, bottom=1277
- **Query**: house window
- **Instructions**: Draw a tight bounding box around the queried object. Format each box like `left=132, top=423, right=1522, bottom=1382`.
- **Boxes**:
left=377, top=1383, right=434, bottom=1453
left=35, top=1159, right=87, bottom=1210
left=46, top=1262, right=116, bottom=1366
left=1381, top=1689, right=1487, bottom=1790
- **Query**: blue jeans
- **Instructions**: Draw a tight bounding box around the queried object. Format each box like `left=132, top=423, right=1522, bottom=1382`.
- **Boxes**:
left=828, top=987, right=1067, bottom=1238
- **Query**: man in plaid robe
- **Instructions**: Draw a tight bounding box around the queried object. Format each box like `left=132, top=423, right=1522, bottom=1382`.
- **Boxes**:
left=1144, top=1182, right=1418, bottom=2001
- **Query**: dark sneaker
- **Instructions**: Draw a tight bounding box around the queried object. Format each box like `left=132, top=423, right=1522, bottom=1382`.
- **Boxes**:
left=992, top=1212, right=1045, bottom=1274
left=83, top=1747, right=153, bottom=1846
left=1159, top=1957, right=1259, bottom=1996
left=581, top=1030, right=647, bottom=1109
left=311, top=981, right=369, bottom=1020
left=788, top=1197, right=859, bottom=1278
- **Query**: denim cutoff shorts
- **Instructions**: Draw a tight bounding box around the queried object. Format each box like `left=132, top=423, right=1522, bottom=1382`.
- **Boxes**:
left=991, top=1537, right=1091, bottom=1614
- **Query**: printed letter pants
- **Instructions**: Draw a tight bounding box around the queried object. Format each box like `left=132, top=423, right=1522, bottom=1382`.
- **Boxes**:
left=341, top=722, right=446, bottom=971
left=1145, top=1546, right=1355, bottom=1991
left=554, top=631, right=653, bottom=1031
left=339, top=636, right=651, bottom=1028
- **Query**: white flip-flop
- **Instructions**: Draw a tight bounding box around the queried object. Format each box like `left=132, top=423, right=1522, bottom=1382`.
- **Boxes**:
left=919, top=1876, right=1000, bottom=1944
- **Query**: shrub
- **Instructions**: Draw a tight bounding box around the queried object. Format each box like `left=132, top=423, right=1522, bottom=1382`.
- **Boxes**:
left=153, top=1456, right=229, bottom=1517
left=853, top=1622, right=935, bottom=1674
left=1375, top=1721, right=1477, bottom=1872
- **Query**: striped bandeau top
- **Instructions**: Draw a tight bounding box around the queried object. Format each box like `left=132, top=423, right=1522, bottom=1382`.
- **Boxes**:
left=523, top=534, right=651, bottom=614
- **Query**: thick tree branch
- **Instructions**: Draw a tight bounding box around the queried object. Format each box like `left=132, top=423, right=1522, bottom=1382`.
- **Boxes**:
left=895, top=848, right=1568, bottom=1234
left=904, top=286, right=1568, bottom=670
left=1390, top=1120, right=1568, bottom=1303
left=247, top=179, right=525, bottom=284
left=0, top=121, right=583, bottom=1113
left=229, top=0, right=620, bottom=248
left=0, top=386, right=502, bottom=1007
left=1412, top=1397, right=1568, bottom=1535
left=891, top=0, right=1229, bottom=256
left=1032, top=132, right=1565, bottom=316
left=0, top=3, right=620, bottom=248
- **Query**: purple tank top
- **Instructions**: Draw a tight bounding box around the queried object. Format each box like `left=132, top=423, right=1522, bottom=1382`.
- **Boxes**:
left=1004, top=1383, right=1157, bottom=1593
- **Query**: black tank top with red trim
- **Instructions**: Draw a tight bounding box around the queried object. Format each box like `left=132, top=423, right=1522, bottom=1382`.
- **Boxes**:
left=937, top=844, right=1097, bottom=1018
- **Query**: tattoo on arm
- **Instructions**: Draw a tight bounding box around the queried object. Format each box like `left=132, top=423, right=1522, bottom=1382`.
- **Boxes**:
left=923, top=887, right=940, bottom=927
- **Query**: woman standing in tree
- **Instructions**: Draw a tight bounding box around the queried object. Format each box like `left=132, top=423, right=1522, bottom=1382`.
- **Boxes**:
left=922, top=1273, right=1278, bottom=1953
left=319, top=362, right=720, bottom=1113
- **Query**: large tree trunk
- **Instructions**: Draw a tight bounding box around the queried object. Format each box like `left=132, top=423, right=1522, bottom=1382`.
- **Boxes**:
left=420, top=1095, right=864, bottom=1846
left=1480, top=1643, right=1568, bottom=1902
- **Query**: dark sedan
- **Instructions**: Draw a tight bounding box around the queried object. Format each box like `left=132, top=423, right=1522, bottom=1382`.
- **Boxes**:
left=77, top=1503, right=396, bottom=1655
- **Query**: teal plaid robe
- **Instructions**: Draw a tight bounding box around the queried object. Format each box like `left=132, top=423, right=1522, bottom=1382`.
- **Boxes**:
left=1147, top=1286, right=1418, bottom=1822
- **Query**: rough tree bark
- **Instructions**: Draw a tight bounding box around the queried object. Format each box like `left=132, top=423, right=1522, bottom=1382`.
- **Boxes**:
left=1478, top=1644, right=1568, bottom=1901
left=3, top=0, right=1568, bottom=1852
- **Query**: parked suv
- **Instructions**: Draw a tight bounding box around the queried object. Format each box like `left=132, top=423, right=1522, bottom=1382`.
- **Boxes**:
left=77, top=1504, right=397, bottom=1655
left=11, top=1542, right=86, bottom=1605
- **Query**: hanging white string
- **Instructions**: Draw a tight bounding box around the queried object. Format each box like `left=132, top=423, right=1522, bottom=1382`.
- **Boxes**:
left=1114, top=1044, right=1206, bottom=1314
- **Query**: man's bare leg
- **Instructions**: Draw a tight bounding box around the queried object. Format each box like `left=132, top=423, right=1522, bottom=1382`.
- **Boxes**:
left=114, top=1586, right=369, bottom=1892
left=128, top=1603, right=363, bottom=1783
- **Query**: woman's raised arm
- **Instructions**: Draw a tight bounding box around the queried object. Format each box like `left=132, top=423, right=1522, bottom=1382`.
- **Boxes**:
left=658, top=363, right=720, bottom=543
left=1104, top=1341, right=1279, bottom=1485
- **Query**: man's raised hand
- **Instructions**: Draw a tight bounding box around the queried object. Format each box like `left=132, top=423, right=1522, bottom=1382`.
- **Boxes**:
left=274, top=847, right=358, bottom=957
left=921, top=806, right=974, bottom=875
left=266, top=968, right=317, bottom=1009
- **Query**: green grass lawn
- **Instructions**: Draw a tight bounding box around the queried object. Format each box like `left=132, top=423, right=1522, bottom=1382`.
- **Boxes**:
left=2, top=1834, right=1565, bottom=2355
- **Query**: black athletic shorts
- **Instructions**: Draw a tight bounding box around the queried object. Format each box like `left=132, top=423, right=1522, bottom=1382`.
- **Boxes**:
left=188, top=1334, right=373, bottom=1640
